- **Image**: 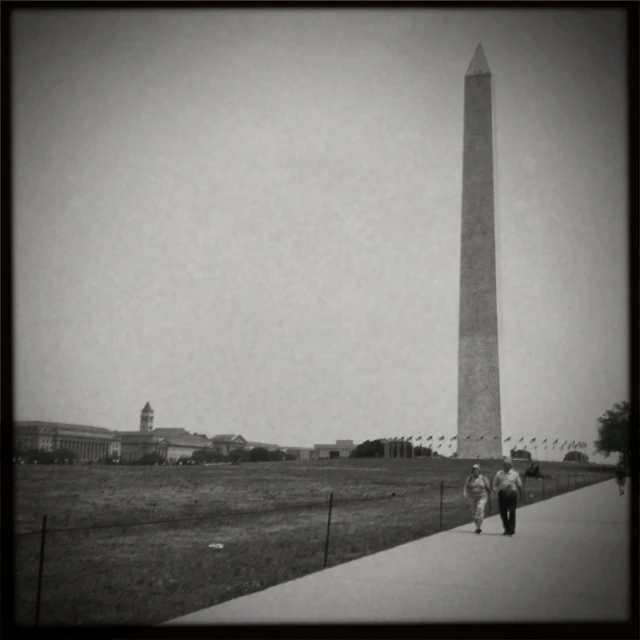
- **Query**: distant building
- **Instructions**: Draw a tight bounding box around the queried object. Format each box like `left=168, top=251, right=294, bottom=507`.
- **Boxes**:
left=282, top=447, right=313, bottom=461
left=313, top=439, right=355, bottom=459
left=152, top=428, right=210, bottom=462
left=211, top=434, right=248, bottom=456
left=118, top=433, right=168, bottom=462
left=140, top=401, right=154, bottom=432
left=118, top=404, right=210, bottom=462
left=245, top=440, right=282, bottom=452
left=14, top=407, right=289, bottom=464
left=117, top=402, right=163, bottom=462
left=14, top=421, right=121, bottom=462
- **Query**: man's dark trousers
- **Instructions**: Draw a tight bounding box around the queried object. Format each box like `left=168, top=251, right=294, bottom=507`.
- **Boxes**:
left=498, top=490, right=518, bottom=534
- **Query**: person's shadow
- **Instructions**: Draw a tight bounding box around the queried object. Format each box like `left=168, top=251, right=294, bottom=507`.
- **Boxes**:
left=448, top=530, right=504, bottom=536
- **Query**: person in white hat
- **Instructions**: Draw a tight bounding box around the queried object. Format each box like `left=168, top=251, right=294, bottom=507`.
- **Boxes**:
left=463, top=463, right=491, bottom=534
left=492, top=457, right=523, bottom=536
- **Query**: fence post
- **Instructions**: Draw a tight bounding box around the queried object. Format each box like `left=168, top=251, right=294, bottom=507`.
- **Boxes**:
left=323, top=492, right=333, bottom=568
left=439, top=481, right=444, bottom=531
left=522, top=477, right=526, bottom=505
left=35, top=514, right=48, bottom=625
left=542, top=477, right=545, bottom=500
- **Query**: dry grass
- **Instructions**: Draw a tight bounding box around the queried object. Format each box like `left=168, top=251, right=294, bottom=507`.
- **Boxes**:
left=14, top=458, right=612, bottom=626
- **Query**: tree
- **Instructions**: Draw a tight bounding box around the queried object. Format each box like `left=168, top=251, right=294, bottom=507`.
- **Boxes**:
left=594, top=401, right=630, bottom=465
left=234, top=449, right=251, bottom=463
left=104, top=452, right=119, bottom=465
left=191, top=449, right=209, bottom=464
left=249, top=447, right=270, bottom=462
left=25, top=449, right=54, bottom=464
left=192, top=449, right=230, bottom=464
left=563, top=450, right=588, bottom=463
left=52, top=448, right=77, bottom=464
left=350, top=440, right=385, bottom=458
left=138, top=452, right=165, bottom=465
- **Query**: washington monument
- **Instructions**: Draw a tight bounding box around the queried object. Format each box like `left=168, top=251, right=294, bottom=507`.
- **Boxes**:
left=456, top=44, right=503, bottom=459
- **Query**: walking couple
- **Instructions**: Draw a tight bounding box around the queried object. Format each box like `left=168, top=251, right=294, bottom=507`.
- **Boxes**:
left=463, top=457, right=523, bottom=536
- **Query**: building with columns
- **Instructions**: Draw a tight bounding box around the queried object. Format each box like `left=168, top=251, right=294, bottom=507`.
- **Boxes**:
left=152, top=428, right=211, bottom=462
left=16, top=402, right=210, bottom=463
left=14, top=421, right=121, bottom=462
left=210, top=434, right=248, bottom=456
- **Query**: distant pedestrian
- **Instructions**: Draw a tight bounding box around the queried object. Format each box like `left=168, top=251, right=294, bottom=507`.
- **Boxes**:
left=463, top=464, right=491, bottom=534
left=615, top=463, right=627, bottom=496
left=525, top=460, right=541, bottom=478
left=493, top=457, right=523, bottom=536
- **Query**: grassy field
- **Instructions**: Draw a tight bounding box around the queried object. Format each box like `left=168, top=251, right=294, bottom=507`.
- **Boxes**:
left=14, top=457, right=613, bottom=626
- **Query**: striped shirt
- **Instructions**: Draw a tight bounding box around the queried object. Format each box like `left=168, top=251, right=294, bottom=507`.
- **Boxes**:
left=493, top=469, right=522, bottom=494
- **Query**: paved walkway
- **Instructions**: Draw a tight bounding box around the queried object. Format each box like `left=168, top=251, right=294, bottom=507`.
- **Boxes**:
left=166, top=479, right=630, bottom=624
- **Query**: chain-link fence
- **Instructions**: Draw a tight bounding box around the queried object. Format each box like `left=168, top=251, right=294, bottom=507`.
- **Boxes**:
left=15, top=470, right=613, bottom=626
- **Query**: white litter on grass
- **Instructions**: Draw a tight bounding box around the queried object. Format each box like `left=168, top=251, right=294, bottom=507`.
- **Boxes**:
left=209, top=543, right=224, bottom=549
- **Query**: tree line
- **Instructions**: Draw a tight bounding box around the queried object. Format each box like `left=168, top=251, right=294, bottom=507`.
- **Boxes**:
left=12, top=400, right=630, bottom=467
left=12, top=445, right=297, bottom=466
left=347, top=400, right=630, bottom=464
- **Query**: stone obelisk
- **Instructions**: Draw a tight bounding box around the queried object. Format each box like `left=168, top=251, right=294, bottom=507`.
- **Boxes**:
left=457, top=44, right=502, bottom=459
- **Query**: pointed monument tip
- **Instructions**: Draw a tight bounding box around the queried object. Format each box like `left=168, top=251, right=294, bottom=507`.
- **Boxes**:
left=466, top=42, right=491, bottom=77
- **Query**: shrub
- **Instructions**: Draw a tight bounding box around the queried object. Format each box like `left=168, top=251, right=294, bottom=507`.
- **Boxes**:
left=350, top=440, right=384, bottom=458
left=138, top=453, right=165, bottom=466
left=192, top=449, right=230, bottom=464
left=52, top=448, right=78, bottom=463
left=249, top=447, right=270, bottom=462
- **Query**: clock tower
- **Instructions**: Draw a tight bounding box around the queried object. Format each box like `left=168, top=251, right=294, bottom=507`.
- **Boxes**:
left=140, top=401, right=154, bottom=433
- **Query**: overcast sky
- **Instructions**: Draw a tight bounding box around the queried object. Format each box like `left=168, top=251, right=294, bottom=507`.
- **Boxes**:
left=13, top=8, right=628, bottom=459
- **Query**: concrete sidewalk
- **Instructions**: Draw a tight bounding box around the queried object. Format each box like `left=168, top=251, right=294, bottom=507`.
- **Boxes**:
left=166, top=479, right=630, bottom=624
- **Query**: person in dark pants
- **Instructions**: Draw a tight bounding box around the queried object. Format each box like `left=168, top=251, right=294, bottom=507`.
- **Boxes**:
left=492, top=457, right=523, bottom=536
left=615, top=462, right=627, bottom=496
